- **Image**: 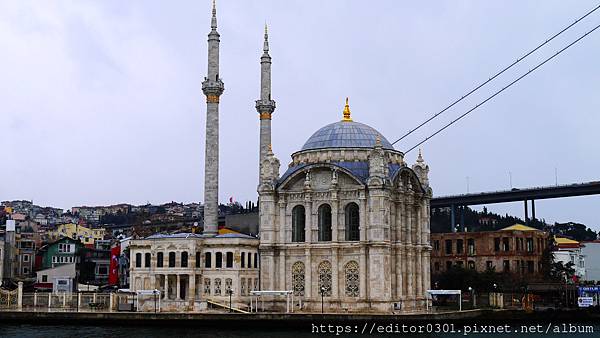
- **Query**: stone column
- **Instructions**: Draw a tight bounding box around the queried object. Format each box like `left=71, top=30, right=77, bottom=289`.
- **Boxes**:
left=189, top=273, right=196, bottom=302
left=359, top=246, right=367, bottom=300
left=406, top=250, right=414, bottom=300
left=397, top=247, right=404, bottom=299
left=305, top=199, right=312, bottom=243
left=176, top=275, right=181, bottom=300
left=164, top=275, right=169, bottom=300
left=279, top=200, right=287, bottom=243
left=279, top=250, right=286, bottom=291
left=359, top=193, right=367, bottom=242
left=332, top=247, right=339, bottom=298
left=305, top=248, right=312, bottom=299
left=416, top=247, right=423, bottom=298
left=331, top=197, right=339, bottom=242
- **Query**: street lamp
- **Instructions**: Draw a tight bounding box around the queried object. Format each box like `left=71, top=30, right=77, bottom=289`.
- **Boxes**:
left=468, top=286, right=476, bottom=308
left=320, top=286, right=326, bottom=314
left=227, top=287, right=233, bottom=313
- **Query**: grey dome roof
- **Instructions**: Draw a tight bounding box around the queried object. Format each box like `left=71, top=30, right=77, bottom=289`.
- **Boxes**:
left=300, top=121, right=394, bottom=151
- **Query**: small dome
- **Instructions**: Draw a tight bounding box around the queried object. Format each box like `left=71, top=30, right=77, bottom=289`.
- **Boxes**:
left=301, top=121, right=394, bottom=151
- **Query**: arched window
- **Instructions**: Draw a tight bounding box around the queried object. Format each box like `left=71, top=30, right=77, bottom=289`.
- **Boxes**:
left=291, top=261, right=305, bottom=296
left=345, top=203, right=360, bottom=241
left=318, top=204, right=332, bottom=241
left=144, top=253, right=151, bottom=267
left=241, top=252, right=246, bottom=268
left=135, top=253, right=142, bottom=268
left=344, top=261, right=359, bottom=297
left=226, top=252, right=233, bottom=268
left=181, top=252, right=188, bottom=268
left=157, top=252, right=164, bottom=267
left=214, top=278, right=222, bottom=295
left=216, top=252, right=223, bottom=268
left=205, top=252, right=212, bottom=268
left=318, top=261, right=332, bottom=297
left=168, top=252, right=176, bottom=267
left=254, top=253, right=258, bottom=268
left=195, top=252, right=201, bottom=268
left=292, top=205, right=306, bottom=242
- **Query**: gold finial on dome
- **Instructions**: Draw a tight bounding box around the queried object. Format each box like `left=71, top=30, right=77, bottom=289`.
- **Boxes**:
left=342, top=97, right=352, bottom=122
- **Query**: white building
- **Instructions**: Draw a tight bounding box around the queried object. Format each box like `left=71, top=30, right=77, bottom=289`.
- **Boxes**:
left=582, top=241, right=600, bottom=281
left=553, top=237, right=585, bottom=278
left=128, top=231, right=259, bottom=312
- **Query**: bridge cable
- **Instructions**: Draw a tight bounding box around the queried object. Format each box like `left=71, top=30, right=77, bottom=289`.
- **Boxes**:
left=391, top=3, right=600, bottom=146
left=404, top=21, right=600, bottom=154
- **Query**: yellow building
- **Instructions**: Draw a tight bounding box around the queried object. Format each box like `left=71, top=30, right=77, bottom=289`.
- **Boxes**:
left=48, top=223, right=105, bottom=246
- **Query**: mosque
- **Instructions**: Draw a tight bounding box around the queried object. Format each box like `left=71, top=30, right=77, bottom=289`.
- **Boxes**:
left=130, top=1, right=433, bottom=313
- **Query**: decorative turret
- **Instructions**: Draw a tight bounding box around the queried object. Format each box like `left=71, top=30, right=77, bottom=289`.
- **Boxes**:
left=256, top=24, right=276, bottom=182
left=412, top=148, right=430, bottom=188
left=367, top=136, right=387, bottom=187
left=202, top=0, right=225, bottom=237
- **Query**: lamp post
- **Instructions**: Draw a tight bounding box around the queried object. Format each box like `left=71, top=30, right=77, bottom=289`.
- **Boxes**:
left=320, top=286, right=326, bottom=314
left=153, top=289, right=157, bottom=313
left=227, top=287, right=233, bottom=313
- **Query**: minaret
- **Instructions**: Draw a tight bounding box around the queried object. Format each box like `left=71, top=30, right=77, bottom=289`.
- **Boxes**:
left=256, top=24, right=276, bottom=180
left=201, top=0, right=224, bottom=236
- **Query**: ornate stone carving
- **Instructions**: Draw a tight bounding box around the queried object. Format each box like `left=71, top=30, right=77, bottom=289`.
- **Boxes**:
left=292, top=261, right=305, bottom=296
left=344, top=260, right=359, bottom=297
left=318, top=261, right=332, bottom=297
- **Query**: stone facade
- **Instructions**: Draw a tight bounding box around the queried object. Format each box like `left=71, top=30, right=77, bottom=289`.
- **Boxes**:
left=258, top=109, right=433, bottom=312
left=129, top=233, right=259, bottom=312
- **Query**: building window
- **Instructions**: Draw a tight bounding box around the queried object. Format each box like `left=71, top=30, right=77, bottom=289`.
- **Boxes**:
left=205, top=252, right=212, bottom=268
left=145, top=253, right=151, bottom=268
left=292, top=261, right=305, bottom=297
left=157, top=252, right=164, bottom=267
left=318, top=261, right=332, bottom=297
left=455, top=261, right=464, bottom=268
left=42, top=275, right=48, bottom=283
left=225, top=278, right=232, bottom=293
left=433, top=240, right=440, bottom=251
left=216, top=252, right=222, bottom=268
left=527, top=260, right=534, bottom=273
left=456, top=239, right=464, bottom=254
left=23, top=254, right=29, bottom=262
left=446, top=261, right=452, bottom=271
left=135, top=253, right=142, bottom=268
left=526, top=238, right=534, bottom=253
left=241, top=252, right=245, bottom=268
left=292, top=205, right=306, bottom=242
left=247, top=252, right=252, bottom=268
left=23, top=267, right=29, bottom=274
left=254, top=253, right=258, bottom=268
left=204, top=279, right=211, bottom=295
left=494, top=238, right=500, bottom=252
left=502, top=238, right=510, bottom=252
left=434, top=262, right=440, bottom=272
left=467, top=239, right=475, bottom=255
left=345, top=203, right=360, bottom=241
left=318, top=204, right=332, bottom=241
left=196, top=252, right=201, bottom=268
left=486, top=261, right=493, bottom=270
left=344, top=260, right=359, bottom=297
left=214, top=278, right=222, bottom=295
left=168, top=252, right=176, bottom=267
left=241, top=278, right=246, bottom=296
left=445, top=240, right=452, bottom=254
left=503, top=260, right=510, bottom=272
left=181, top=252, right=188, bottom=268
left=468, top=261, right=475, bottom=270
left=226, top=252, right=233, bottom=268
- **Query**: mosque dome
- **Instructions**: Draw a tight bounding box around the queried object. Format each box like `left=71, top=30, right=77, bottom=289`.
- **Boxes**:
left=300, top=98, right=394, bottom=151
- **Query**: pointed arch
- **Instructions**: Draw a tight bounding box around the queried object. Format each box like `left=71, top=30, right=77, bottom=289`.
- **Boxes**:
left=318, top=204, right=332, bottom=241
left=292, top=205, right=306, bottom=242
left=345, top=202, right=360, bottom=241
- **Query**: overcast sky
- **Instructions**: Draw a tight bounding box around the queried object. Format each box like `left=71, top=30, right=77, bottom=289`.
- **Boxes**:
left=1, top=0, right=599, bottom=229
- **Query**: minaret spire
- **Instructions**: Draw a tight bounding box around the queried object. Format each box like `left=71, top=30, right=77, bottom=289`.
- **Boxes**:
left=256, top=23, right=276, bottom=185
left=202, top=0, right=225, bottom=237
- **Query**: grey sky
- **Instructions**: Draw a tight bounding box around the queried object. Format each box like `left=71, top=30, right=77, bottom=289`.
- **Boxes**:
left=1, top=0, right=599, bottom=229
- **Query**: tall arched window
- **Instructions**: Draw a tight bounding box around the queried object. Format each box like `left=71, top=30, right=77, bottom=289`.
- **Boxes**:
left=181, top=252, right=188, bottom=267
left=318, top=261, right=332, bottom=297
left=291, top=261, right=305, bottom=296
left=318, top=204, right=332, bottom=242
left=135, top=253, right=142, bottom=268
left=144, top=253, right=151, bottom=267
left=345, top=202, right=360, bottom=241
left=292, top=205, right=306, bottom=242
left=168, top=252, right=176, bottom=267
left=205, top=252, right=212, bottom=268
left=157, top=252, right=164, bottom=267
left=344, top=260, right=359, bottom=297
